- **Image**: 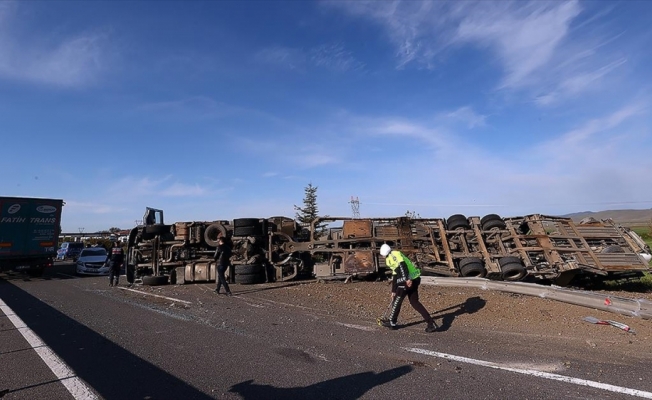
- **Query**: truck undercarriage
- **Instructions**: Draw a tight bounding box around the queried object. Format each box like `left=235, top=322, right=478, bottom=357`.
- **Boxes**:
left=126, top=208, right=651, bottom=287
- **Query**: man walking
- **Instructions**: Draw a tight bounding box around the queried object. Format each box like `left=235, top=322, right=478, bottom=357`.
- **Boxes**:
left=214, top=236, right=233, bottom=296
left=107, top=241, right=124, bottom=287
left=379, top=244, right=437, bottom=332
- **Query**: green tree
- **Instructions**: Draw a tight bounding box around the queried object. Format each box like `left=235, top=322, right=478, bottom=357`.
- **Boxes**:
left=108, top=227, right=121, bottom=234
left=294, top=183, right=327, bottom=239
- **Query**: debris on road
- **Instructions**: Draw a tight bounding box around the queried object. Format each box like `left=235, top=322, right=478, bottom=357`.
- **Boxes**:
left=583, top=316, right=636, bottom=333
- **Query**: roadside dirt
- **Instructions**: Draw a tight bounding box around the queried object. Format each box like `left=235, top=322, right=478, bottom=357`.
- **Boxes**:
left=225, top=278, right=652, bottom=363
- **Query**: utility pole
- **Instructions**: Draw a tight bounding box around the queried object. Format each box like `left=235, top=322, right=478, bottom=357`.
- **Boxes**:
left=350, top=196, right=360, bottom=219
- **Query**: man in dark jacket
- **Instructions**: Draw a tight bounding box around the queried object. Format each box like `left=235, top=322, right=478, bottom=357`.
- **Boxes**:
left=107, top=242, right=124, bottom=287
left=214, top=236, right=233, bottom=295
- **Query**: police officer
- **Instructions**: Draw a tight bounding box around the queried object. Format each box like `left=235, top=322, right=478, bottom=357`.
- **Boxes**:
left=379, top=244, right=437, bottom=332
left=107, top=241, right=124, bottom=287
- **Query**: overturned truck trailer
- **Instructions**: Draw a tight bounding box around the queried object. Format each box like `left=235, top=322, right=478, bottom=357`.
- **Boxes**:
left=126, top=208, right=651, bottom=287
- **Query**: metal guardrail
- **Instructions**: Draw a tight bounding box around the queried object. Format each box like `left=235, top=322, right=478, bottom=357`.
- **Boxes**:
left=420, top=276, right=652, bottom=320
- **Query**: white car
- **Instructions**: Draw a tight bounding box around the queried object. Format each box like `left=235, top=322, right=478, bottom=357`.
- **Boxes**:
left=76, top=248, right=109, bottom=275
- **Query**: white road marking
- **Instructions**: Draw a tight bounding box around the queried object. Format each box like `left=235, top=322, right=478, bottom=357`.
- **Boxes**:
left=118, top=287, right=192, bottom=304
left=404, top=347, right=652, bottom=399
left=335, top=322, right=376, bottom=332
left=56, top=273, right=78, bottom=279
left=0, top=299, right=98, bottom=399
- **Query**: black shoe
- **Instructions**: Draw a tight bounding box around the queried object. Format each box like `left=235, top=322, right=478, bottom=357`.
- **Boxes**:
left=214, top=289, right=221, bottom=294
left=425, top=322, right=438, bottom=333
left=381, top=320, right=397, bottom=330
left=226, top=292, right=233, bottom=296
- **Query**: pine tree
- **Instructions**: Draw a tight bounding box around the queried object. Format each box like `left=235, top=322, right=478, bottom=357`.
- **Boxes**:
left=294, top=183, right=327, bottom=239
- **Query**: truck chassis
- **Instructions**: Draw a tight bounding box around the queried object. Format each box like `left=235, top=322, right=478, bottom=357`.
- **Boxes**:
left=126, top=209, right=651, bottom=287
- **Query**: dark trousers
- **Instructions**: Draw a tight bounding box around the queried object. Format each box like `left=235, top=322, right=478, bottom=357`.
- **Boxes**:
left=216, top=264, right=231, bottom=293
left=388, top=278, right=434, bottom=325
left=108, top=262, right=120, bottom=286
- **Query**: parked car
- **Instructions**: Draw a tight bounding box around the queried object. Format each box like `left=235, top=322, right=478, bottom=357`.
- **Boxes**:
left=57, top=242, right=85, bottom=261
left=75, top=248, right=109, bottom=275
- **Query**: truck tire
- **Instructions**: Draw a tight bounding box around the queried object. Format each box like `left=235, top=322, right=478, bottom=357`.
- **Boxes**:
left=499, top=257, right=526, bottom=281
left=235, top=272, right=264, bottom=285
left=204, top=223, right=228, bottom=247
left=602, top=245, right=625, bottom=253
left=482, top=218, right=506, bottom=231
left=481, top=214, right=506, bottom=230
left=235, top=264, right=263, bottom=275
left=458, top=257, right=486, bottom=277
left=447, top=214, right=470, bottom=230
left=142, top=275, right=169, bottom=286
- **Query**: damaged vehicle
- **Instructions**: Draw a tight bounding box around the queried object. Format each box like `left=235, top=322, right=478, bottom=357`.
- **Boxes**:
left=126, top=208, right=652, bottom=287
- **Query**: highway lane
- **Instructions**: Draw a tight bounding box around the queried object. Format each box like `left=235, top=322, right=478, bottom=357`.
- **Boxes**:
left=1, top=264, right=651, bottom=400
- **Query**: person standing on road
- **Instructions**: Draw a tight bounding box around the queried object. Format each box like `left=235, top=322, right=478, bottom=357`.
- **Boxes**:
left=379, top=244, right=437, bottom=332
left=214, top=236, right=233, bottom=296
left=106, top=241, right=124, bottom=287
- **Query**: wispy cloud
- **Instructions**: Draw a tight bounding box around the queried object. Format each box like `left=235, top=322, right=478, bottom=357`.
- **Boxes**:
left=108, top=176, right=212, bottom=198
left=0, top=1, right=110, bottom=87
left=309, top=43, right=365, bottom=72
left=327, top=1, right=628, bottom=105
left=256, top=43, right=363, bottom=72
left=255, top=46, right=306, bottom=70
left=538, top=103, right=645, bottom=151
left=440, top=106, right=487, bottom=129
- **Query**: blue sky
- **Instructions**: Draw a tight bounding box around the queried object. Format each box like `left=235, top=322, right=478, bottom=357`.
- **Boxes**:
left=1, top=0, right=651, bottom=232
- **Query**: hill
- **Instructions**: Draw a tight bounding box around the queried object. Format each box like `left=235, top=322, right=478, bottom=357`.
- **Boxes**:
left=563, top=208, right=652, bottom=227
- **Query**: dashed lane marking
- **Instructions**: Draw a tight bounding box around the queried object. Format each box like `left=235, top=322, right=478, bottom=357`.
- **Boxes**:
left=404, top=347, right=652, bottom=399
left=0, top=299, right=98, bottom=399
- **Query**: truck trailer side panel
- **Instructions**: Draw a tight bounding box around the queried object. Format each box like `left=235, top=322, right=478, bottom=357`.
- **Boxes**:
left=0, top=196, right=63, bottom=274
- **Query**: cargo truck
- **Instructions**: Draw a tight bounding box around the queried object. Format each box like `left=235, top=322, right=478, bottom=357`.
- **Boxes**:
left=0, top=196, right=63, bottom=276
left=126, top=208, right=651, bottom=287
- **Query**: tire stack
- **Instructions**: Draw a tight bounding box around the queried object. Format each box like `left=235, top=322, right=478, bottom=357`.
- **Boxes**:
left=234, top=264, right=265, bottom=284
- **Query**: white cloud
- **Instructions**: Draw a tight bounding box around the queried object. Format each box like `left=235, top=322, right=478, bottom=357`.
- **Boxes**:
left=537, top=103, right=645, bottom=156
left=455, top=1, right=581, bottom=89
left=441, top=106, right=487, bottom=129
left=0, top=2, right=110, bottom=87
left=328, top=1, right=628, bottom=105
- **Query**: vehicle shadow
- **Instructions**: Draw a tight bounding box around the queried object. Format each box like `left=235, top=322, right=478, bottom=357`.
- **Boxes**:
left=397, top=296, right=486, bottom=332
left=0, top=279, right=213, bottom=399
left=228, top=365, right=413, bottom=400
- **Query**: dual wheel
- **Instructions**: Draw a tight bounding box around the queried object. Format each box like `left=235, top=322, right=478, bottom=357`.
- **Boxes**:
left=457, top=256, right=527, bottom=281
left=446, top=214, right=507, bottom=231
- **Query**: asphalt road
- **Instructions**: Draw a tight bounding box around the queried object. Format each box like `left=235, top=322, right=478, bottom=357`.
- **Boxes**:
left=1, top=263, right=651, bottom=400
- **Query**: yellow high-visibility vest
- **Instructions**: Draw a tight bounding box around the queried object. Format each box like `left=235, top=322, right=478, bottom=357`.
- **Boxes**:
left=385, top=250, right=420, bottom=280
